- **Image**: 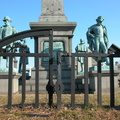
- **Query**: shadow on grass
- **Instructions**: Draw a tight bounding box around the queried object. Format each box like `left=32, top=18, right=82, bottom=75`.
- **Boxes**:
left=22, top=113, right=50, bottom=118
left=72, top=104, right=120, bottom=110
left=1, top=103, right=48, bottom=109
left=1, top=103, right=120, bottom=111
left=102, top=105, right=120, bottom=110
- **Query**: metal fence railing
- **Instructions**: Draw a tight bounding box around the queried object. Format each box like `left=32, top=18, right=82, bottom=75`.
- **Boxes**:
left=0, top=29, right=54, bottom=109
left=0, top=28, right=120, bottom=109
left=57, top=51, right=120, bottom=109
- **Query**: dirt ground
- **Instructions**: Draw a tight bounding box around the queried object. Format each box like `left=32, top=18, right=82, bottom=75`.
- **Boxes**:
left=0, top=94, right=120, bottom=120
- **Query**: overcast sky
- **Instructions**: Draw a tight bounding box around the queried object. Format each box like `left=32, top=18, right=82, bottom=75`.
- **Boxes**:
left=0, top=0, right=120, bottom=66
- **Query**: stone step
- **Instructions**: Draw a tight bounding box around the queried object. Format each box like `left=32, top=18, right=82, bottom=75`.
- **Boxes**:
left=19, top=78, right=89, bottom=94
left=25, top=79, right=75, bottom=85
left=31, top=67, right=71, bottom=79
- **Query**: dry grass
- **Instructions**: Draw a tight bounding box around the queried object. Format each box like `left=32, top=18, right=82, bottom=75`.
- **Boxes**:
left=0, top=94, right=120, bottom=120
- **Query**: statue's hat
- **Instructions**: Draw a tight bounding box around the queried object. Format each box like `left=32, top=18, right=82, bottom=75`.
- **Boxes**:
left=3, top=16, right=12, bottom=22
left=96, top=16, right=104, bottom=22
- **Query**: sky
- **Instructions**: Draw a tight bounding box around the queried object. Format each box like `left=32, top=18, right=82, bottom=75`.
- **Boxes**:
left=0, top=0, right=120, bottom=67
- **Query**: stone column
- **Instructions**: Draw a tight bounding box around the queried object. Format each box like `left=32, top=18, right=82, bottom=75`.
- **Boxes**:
left=41, top=0, right=64, bottom=15
left=39, top=0, right=67, bottom=22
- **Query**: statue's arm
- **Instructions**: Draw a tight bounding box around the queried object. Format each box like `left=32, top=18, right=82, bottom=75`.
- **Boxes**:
left=12, top=27, right=18, bottom=34
left=87, top=27, right=94, bottom=38
left=103, top=26, right=109, bottom=39
left=26, top=47, right=30, bottom=53
left=86, top=45, right=88, bottom=52
left=75, top=46, right=78, bottom=52
left=0, top=27, right=2, bottom=40
left=103, top=25, right=109, bottom=46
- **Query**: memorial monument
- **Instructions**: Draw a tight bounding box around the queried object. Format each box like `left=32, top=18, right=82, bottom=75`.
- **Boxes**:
left=25, top=0, right=76, bottom=93
left=23, top=1, right=120, bottom=94
left=0, top=16, right=21, bottom=93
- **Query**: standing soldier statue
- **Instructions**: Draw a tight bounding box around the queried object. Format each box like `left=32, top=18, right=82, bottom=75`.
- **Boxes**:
left=0, top=16, right=18, bottom=68
left=86, top=16, right=109, bottom=65
left=18, top=39, right=30, bottom=73
left=75, top=39, right=88, bottom=73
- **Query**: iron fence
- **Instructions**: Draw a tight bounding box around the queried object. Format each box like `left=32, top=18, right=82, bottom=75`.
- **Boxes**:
left=0, top=28, right=120, bottom=109
left=61, top=52, right=120, bottom=108
left=0, top=29, right=54, bottom=109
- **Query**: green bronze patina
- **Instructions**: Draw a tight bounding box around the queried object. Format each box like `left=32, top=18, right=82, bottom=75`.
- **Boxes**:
left=18, top=39, right=30, bottom=73
left=0, top=16, right=18, bottom=72
left=86, top=16, right=109, bottom=65
left=75, top=39, right=88, bottom=74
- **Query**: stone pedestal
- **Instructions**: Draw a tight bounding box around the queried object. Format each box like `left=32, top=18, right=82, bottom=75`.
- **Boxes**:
left=89, top=70, right=120, bottom=93
left=75, top=70, right=120, bottom=94
left=24, top=65, right=72, bottom=93
left=0, top=72, right=21, bottom=94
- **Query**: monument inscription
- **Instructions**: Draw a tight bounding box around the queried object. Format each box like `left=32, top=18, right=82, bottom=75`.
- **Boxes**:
left=43, top=41, right=64, bottom=61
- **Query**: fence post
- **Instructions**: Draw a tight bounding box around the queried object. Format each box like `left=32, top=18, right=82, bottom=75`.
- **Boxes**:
left=71, top=54, right=75, bottom=108
left=35, top=56, right=39, bottom=108
left=8, top=56, right=13, bottom=109
left=84, top=55, right=89, bottom=106
left=110, top=56, right=115, bottom=107
left=46, top=30, right=54, bottom=107
left=21, top=56, right=26, bottom=108
left=55, top=53, right=64, bottom=109
left=97, top=56, right=102, bottom=106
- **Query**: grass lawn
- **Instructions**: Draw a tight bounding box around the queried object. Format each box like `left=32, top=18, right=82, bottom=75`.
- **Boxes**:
left=0, top=94, right=120, bottom=120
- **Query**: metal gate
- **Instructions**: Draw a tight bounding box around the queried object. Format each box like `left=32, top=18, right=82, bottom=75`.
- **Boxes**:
left=0, top=29, right=54, bottom=109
